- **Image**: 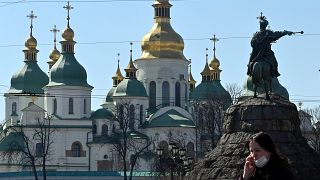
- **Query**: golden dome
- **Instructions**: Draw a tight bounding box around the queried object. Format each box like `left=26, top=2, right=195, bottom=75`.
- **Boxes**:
left=49, top=48, right=61, bottom=62
left=25, top=35, right=37, bottom=49
left=62, top=27, right=74, bottom=41
left=139, top=0, right=186, bottom=60
left=209, top=56, right=220, bottom=70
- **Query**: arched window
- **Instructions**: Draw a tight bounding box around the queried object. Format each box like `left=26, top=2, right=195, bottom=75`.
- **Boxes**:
left=68, top=98, right=74, bottom=114
left=129, top=104, right=135, bottom=130
left=53, top=98, right=57, bottom=115
left=162, top=81, right=170, bottom=107
left=149, top=81, right=156, bottom=109
left=36, top=143, right=43, bottom=157
left=175, top=82, right=181, bottom=107
left=112, top=124, right=116, bottom=133
left=11, top=102, right=17, bottom=116
left=102, top=124, right=108, bottom=136
left=186, top=142, right=195, bottom=159
left=118, top=105, right=124, bottom=128
left=83, top=99, right=87, bottom=114
left=71, top=142, right=82, bottom=157
left=159, top=141, right=169, bottom=158
left=139, top=105, right=143, bottom=125
left=185, top=83, right=188, bottom=103
left=92, top=124, right=97, bottom=134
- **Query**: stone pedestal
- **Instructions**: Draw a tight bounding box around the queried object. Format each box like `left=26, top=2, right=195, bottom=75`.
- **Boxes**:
left=188, top=96, right=320, bottom=180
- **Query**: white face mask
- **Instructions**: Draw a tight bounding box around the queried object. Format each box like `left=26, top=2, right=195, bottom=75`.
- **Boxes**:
left=254, top=155, right=269, bottom=168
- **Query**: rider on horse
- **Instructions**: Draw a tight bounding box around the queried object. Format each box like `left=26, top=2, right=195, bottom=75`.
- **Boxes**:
left=247, top=13, right=293, bottom=78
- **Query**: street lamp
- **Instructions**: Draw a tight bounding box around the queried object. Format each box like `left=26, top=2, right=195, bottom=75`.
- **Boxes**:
left=157, top=142, right=194, bottom=180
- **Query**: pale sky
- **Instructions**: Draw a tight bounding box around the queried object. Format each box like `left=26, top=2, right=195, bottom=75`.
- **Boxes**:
left=0, top=0, right=319, bottom=121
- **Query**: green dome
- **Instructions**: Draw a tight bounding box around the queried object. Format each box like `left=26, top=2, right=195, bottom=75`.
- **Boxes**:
left=91, top=108, right=113, bottom=119
left=192, top=81, right=232, bottom=105
left=47, top=53, right=91, bottom=87
left=8, top=61, right=49, bottom=94
left=113, top=78, right=148, bottom=97
left=105, top=87, right=116, bottom=103
left=147, top=109, right=195, bottom=128
left=241, top=76, right=289, bottom=99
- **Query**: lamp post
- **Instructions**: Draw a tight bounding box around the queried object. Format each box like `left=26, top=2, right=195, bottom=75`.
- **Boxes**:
left=157, top=142, right=194, bottom=180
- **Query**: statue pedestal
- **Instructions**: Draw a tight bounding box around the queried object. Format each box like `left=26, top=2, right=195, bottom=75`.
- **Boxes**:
left=189, top=96, right=320, bottom=180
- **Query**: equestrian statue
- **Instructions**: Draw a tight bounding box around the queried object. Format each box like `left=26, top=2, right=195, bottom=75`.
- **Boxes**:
left=247, top=13, right=303, bottom=100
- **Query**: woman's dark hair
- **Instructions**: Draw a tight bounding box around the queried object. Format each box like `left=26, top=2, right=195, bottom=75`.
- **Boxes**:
left=246, top=132, right=291, bottom=167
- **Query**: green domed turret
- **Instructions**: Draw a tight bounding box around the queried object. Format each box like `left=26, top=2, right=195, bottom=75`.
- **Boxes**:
left=114, top=44, right=147, bottom=98
left=8, top=11, right=48, bottom=94
left=47, top=3, right=91, bottom=88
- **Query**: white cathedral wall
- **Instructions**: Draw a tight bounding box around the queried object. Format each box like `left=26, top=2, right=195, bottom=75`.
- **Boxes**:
left=135, top=58, right=189, bottom=108
left=44, top=86, right=92, bottom=119
left=4, top=95, right=45, bottom=125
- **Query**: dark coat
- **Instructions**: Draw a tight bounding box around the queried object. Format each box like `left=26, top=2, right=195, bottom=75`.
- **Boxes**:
left=247, top=30, right=287, bottom=77
left=239, top=157, right=294, bottom=180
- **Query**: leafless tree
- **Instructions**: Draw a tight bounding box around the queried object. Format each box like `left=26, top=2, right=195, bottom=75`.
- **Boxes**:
left=304, top=106, right=320, bottom=153
left=111, top=101, right=152, bottom=180
left=191, top=96, right=226, bottom=161
left=1, top=116, right=55, bottom=180
left=225, top=83, right=243, bottom=105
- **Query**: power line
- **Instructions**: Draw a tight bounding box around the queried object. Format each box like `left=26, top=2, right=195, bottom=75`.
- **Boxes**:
left=0, top=34, right=318, bottom=48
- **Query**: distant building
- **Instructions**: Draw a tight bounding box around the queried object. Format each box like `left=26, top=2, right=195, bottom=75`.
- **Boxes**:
left=0, top=0, right=230, bottom=176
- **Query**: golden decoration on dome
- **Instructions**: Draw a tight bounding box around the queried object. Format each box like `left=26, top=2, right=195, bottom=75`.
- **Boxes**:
left=209, top=34, right=221, bottom=70
left=188, top=59, right=196, bottom=83
left=139, top=0, right=186, bottom=60
left=112, top=53, right=124, bottom=81
left=125, top=42, right=138, bottom=72
left=49, top=25, right=61, bottom=62
left=62, top=1, right=75, bottom=42
left=201, top=48, right=212, bottom=75
left=25, top=10, right=38, bottom=50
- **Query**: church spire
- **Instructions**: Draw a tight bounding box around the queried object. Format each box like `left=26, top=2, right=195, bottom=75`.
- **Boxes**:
left=201, top=48, right=211, bottom=82
left=112, top=53, right=124, bottom=86
left=60, top=1, right=76, bottom=53
left=209, top=35, right=222, bottom=81
left=188, top=58, right=196, bottom=91
left=47, top=25, right=61, bottom=70
left=23, top=10, right=39, bottom=61
left=124, top=42, right=138, bottom=79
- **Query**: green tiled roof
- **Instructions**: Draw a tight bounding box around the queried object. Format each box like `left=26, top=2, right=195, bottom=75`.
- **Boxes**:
left=0, top=132, right=25, bottom=151
left=91, top=108, right=113, bottom=119
left=105, top=87, right=116, bottom=103
left=192, top=81, right=231, bottom=101
left=47, top=53, right=92, bottom=88
left=8, top=61, right=49, bottom=94
left=191, top=81, right=232, bottom=108
left=113, top=78, right=148, bottom=97
left=147, top=109, right=195, bottom=128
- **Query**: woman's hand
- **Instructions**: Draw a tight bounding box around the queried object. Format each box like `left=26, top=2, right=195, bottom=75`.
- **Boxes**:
left=243, top=155, right=255, bottom=180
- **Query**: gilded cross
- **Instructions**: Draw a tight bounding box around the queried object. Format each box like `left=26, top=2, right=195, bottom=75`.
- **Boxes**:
left=27, top=10, right=37, bottom=36
left=50, top=25, right=60, bottom=48
left=63, top=1, right=73, bottom=27
left=210, top=34, right=219, bottom=57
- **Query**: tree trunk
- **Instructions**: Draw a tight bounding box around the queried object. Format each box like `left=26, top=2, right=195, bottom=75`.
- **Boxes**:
left=43, top=155, right=47, bottom=180
left=31, top=158, right=39, bottom=180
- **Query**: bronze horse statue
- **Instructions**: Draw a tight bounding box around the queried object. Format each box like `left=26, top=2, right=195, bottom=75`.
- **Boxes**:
left=251, top=61, right=272, bottom=100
